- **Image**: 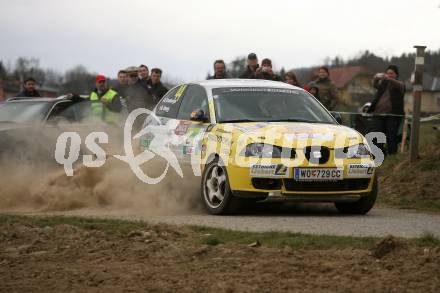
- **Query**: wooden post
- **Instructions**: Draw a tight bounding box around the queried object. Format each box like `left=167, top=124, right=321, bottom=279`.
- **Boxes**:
left=409, top=45, right=426, bottom=162
left=400, top=116, right=407, bottom=153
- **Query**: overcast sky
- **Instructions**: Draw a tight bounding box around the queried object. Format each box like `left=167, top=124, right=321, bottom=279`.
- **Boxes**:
left=1, top=0, right=439, bottom=82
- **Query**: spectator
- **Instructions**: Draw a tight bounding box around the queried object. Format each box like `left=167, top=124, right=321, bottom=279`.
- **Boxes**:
left=284, top=71, right=301, bottom=87
left=308, top=66, right=339, bottom=110
left=125, top=66, right=148, bottom=111
left=239, top=53, right=259, bottom=79
left=367, top=64, right=405, bottom=155
left=125, top=66, right=154, bottom=130
left=147, top=68, right=169, bottom=101
left=138, top=64, right=150, bottom=81
left=15, top=78, right=41, bottom=97
left=353, top=102, right=372, bottom=136
left=308, top=85, right=320, bottom=100
left=89, top=75, right=122, bottom=123
left=113, top=70, right=128, bottom=97
left=208, top=59, right=228, bottom=79
left=255, top=58, right=281, bottom=81
left=138, top=64, right=152, bottom=93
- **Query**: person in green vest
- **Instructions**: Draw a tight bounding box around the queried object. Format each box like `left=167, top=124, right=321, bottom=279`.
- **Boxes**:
left=89, top=75, right=123, bottom=124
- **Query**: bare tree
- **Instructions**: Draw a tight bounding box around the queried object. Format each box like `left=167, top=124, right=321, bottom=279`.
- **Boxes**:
left=0, top=61, right=7, bottom=79
left=61, top=65, right=96, bottom=95
left=13, top=57, right=46, bottom=85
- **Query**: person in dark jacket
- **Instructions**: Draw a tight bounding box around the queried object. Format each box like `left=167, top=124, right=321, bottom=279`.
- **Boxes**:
left=255, top=58, right=281, bottom=81
left=113, top=70, right=128, bottom=98
left=239, top=53, right=259, bottom=79
left=147, top=68, right=169, bottom=101
left=125, top=66, right=154, bottom=112
left=307, top=66, right=339, bottom=110
left=15, top=78, right=41, bottom=97
left=353, top=102, right=372, bottom=136
left=308, top=85, right=320, bottom=100
left=367, top=64, right=405, bottom=155
left=207, top=59, right=228, bottom=79
left=124, top=66, right=155, bottom=131
left=137, top=64, right=152, bottom=94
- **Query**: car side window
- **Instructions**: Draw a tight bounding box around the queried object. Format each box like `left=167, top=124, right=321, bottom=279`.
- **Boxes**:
left=155, top=85, right=187, bottom=118
left=177, top=84, right=209, bottom=121
left=47, top=101, right=76, bottom=122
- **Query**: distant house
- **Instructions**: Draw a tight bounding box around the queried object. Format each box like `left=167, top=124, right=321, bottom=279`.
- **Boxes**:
left=0, top=80, right=20, bottom=100
left=0, top=80, right=58, bottom=101
left=311, top=66, right=375, bottom=111
left=404, top=74, right=440, bottom=115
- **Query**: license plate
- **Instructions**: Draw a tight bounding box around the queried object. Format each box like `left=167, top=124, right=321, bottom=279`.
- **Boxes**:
left=294, top=168, right=343, bottom=181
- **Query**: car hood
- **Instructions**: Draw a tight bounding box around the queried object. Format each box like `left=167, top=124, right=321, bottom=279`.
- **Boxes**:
left=217, top=122, right=365, bottom=148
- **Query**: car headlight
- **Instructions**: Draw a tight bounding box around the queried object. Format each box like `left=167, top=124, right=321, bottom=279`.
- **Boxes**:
left=345, top=144, right=371, bottom=158
left=242, top=143, right=282, bottom=158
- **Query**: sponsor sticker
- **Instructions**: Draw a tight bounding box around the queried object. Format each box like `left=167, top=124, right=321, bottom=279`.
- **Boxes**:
left=182, top=145, right=193, bottom=155
left=174, top=121, right=192, bottom=135
left=250, top=164, right=290, bottom=178
left=347, top=164, right=374, bottom=178
left=140, top=133, right=154, bottom=148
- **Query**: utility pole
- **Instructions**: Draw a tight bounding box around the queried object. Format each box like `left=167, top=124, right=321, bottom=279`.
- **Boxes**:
left=409, top=45, right=426, bottom=162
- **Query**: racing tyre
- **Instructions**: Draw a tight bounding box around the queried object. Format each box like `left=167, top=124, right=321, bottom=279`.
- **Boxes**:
left=334, top=176, right=378, bottom=215
left=201, top=159, right=242, bottom=215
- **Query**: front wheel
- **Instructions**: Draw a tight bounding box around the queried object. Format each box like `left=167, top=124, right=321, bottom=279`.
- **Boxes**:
left=334, top=176, right=378, bottom=215
left=201, top=159, right=242, bottom=215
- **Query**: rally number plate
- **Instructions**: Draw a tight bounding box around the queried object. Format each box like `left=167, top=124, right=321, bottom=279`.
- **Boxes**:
left=294, top=168, right=343, bottom=181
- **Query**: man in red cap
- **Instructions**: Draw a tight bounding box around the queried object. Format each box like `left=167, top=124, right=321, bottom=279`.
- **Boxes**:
left=89, top=75, right=122, bottom=123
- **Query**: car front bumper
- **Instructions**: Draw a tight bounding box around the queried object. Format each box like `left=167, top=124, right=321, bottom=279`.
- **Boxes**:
left=226, top=159, right=375, bottom=201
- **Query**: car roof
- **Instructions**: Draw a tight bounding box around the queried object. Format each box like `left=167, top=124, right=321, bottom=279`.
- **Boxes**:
left=195, top=78, right=304, bottom=91
left=6, top=94, right=88, bottom=103
left=6, top=97, right=58, bottom=103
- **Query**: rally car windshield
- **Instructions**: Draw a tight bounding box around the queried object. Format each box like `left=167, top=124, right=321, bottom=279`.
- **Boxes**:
left=0, top=101, right=52, bottom=124
left=212, top=87, right=336, bottom=124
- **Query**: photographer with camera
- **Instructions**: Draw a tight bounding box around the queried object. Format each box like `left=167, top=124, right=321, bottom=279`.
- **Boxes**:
left=367, top=64, right=405, bottom=155
left=255, top=58, right=281, bottom=81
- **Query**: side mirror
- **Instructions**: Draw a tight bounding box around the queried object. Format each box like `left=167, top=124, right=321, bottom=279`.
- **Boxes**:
left=190, top=109, right=208, bottom=122
left=331, top=112, right=343, bottom=124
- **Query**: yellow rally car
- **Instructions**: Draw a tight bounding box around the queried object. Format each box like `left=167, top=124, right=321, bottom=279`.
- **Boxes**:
left=141, top=79, right=378, bottom=215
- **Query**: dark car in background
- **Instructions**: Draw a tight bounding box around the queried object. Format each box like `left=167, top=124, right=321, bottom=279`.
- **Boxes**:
left=0, top=95, right=120, bottom=164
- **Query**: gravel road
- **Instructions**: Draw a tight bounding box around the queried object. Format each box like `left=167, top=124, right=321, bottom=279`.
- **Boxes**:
left=42, top=204, right=440, bottom=238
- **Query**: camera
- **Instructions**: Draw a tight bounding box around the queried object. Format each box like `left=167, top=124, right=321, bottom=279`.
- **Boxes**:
left=375, top=73, right=386, bottom=79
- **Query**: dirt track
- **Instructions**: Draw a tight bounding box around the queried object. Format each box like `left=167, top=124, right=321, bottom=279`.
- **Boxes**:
left=1, top=219, right=440, bottom=293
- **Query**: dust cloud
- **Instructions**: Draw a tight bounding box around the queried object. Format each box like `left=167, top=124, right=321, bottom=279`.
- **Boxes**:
left=0, top=122, right=202, bottom=216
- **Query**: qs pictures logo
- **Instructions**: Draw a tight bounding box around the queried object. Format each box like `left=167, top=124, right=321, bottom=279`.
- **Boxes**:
left=55, top=108, right=184, bottom=184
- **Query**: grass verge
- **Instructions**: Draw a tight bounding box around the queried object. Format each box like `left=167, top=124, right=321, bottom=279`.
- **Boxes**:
left=1, top=214, right=439, bottom=249
left=193, top=225, right=379, bottom=250
left=377, top=129, right=440, bottom=213
left=194, top=226, right=440, bottom=249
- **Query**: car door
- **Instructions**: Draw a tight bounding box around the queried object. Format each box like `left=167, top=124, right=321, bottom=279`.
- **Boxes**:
left=175, top=84, right=211, bottom=164
left=140, top=85, right=186, bottom=160
left=140, top=83, right=211, bottom=176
